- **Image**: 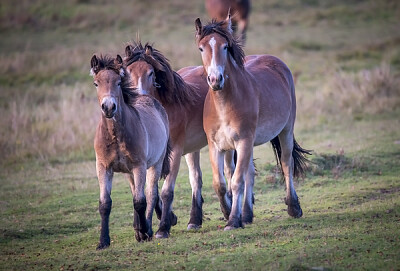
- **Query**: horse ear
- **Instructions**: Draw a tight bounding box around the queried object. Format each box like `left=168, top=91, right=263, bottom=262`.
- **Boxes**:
left=145, top=44, right=153, bottom=56
left=90, top=55, right=98, bottom=76
left=125, top=45, right=133, bottom=58
left=195, top=18, right=202, bottom=38
left=225, top=9, right=233, bottom=34
left=116, top=54, right=123, bottom=65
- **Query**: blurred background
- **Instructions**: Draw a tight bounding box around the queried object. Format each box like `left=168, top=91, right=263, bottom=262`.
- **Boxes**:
left=0, top=0, right=399, bottom=166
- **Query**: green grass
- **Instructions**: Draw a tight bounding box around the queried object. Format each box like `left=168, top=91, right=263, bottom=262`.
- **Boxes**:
left=0, top=0, right=399, bottom=270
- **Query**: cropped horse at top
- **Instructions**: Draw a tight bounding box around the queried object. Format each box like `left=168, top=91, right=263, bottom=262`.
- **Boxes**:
left=195, top=15, right=311, bottom=230
left=205, top=0, right=251, bottom=43
left=123, top=41, right=236, bottom=235
left=90, top=54, right=172, bottom=249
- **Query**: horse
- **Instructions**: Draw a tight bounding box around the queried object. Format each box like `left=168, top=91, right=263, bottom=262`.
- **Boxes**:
left=195, top=16, right=311, bottom=230
left=123, top=41, right=237, bottom=236
left=205, top=0, right=251, bottom=43
left=90, top=54, right=171, bottom=249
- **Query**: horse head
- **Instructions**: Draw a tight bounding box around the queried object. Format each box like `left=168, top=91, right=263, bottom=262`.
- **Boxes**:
left=195, top=15, right=244, bottom=91
left=90, top=55, right=125, bottom=119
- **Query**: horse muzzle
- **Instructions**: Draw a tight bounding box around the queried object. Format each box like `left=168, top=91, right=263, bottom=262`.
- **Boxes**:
left=207, top=74, right=224, bottom=91
left=101, top=97, right=117, bottom=119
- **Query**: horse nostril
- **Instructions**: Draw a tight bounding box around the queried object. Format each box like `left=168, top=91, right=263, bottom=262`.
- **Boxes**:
left=101, top=103, right=106, bottom=111
left=218, top=74, right=223, bottom=82
left=112, top=103, right=116, bottom=111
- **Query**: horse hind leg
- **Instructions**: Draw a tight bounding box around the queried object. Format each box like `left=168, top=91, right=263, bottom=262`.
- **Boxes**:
left=276, top=132, right=303, bottom=218
left=185, top=151, right=204, bottom=230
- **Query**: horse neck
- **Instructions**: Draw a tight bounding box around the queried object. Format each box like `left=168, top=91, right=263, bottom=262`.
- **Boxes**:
left=210, top=59, right=247, bottom=105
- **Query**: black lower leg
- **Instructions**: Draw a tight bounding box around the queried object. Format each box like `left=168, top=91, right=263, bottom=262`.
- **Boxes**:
left=97, top=200, right=112, bottom=250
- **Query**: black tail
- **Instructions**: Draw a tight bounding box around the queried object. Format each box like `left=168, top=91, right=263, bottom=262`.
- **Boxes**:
left=270, top=136, right=312, bottom=179
left=161, top=139, right=172, bottom=179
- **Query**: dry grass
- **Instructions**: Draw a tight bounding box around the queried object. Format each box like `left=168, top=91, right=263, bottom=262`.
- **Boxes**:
left=0, top=83, right=98, bottom=164
left=310, top=63, right=400, bottom=118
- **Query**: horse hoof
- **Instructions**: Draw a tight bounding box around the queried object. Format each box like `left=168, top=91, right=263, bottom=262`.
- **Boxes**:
left=155, top=230, right=169, bottom=239
left=96, top=243, right=109, bottom=250
left=224, top=225, right=239, bottom=231
left=135, top=231, right=150, bottom=242
left=187, top=223, right=201, bottom=230
left=288, top=205, right=303, bottom=218
left=170, top=212, right=178, bottom=226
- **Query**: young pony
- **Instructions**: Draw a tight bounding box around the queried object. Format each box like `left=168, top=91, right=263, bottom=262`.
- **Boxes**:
left=123, top=42, right=236, bottom=237
left=91, top=54, right=171, bottom=249
left=195, top=16, right=311, bottom=230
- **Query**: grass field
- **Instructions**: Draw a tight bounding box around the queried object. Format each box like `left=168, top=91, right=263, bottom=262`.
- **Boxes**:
left=1, top=0, right=399, bottom=270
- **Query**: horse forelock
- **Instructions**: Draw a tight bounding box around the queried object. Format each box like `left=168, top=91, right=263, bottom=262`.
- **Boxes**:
left=92, top=55, right=139, bottom=107
left=197, top=20, right=245, bottom=69
left=124, top=41, right=198, bottom=107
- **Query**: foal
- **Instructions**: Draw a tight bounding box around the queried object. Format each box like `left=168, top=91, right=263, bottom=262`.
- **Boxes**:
left=91, top=54, right=171, bottom=249
left=195, top=17, right=311, bottom=230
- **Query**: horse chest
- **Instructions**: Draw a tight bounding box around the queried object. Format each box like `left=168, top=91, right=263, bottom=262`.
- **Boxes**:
left=211, top=124, right=238, bottom=151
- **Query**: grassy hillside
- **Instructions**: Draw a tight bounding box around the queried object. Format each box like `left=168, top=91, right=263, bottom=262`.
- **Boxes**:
left=0, top=0, right=399, bottom=270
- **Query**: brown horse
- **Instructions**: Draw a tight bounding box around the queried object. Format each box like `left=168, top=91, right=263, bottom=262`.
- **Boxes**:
left=195, top=17, right=311, bottom=230
left=205, top=0, right=251, bottom=43
left=123, top=42, right=236, bottom=236
left=91, top=54, right=171, bottom=249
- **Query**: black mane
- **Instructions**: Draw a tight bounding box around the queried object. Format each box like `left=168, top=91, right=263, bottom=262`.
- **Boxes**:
left=124, top=41, right=198, bottom=106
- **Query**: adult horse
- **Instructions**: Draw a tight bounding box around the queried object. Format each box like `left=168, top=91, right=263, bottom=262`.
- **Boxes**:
left=91, top=54, right=171, bottom=249
left=123, top=42, right=236, bottom=237
left=205, top=0, right=251, bottom=43
left=195, top=17, right=311, bottom=230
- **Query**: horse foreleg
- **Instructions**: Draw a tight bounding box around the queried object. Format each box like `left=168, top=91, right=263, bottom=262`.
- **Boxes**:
left=144, top=165, right=162, bottom=239
left=96, top=163, right=113, bottom=250
left=185, top=151, right=204, bottom=230
left=209, top=143, right=231, bottom=220
left=242, top=153, right=255, bottom=225
left=155, top=149, right=181, bottom=238
left=224, top=150, right=236, bottom=202
left=130, top=165, right=149, bottom=242
left=279, top=132, right=303, bottom=218
left=225, top=141, right=252, bottom=230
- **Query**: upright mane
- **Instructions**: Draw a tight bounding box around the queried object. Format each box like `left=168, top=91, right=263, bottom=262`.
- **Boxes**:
left=124, top=41, right=198, bottom=106
left=196, top=20, right=245, bottom=69
left=91, top=55, right=139, bottom=106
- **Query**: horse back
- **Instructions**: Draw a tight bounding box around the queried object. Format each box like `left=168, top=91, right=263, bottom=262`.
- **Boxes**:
left=245, top=55, right=296, bottom=145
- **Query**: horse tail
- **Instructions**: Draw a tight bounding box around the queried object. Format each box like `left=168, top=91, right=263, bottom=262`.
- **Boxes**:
left=292, top=138, right=312, bottom=178
left=270, top=136, right=312, bottom=180
left=161, top=139, right=172, bottom=179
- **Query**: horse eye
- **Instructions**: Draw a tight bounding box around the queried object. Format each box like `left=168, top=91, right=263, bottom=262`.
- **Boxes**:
left=93, top=82, right=98, bottom=87
left=149, top=71, right=154, bottom=77
left=199, top=47, right=203, bottom=52
left=117, top=81, right=121, bottom=86
left=223, top=45, right=228, bottom=50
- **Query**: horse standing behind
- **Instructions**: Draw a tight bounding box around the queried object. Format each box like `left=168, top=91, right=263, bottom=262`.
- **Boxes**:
left=195, top=16, right=311, bottom=230
left=205, top=0, right=251, bottom=43
left=123, top=42, right=237, bottom=236
left=90, top=54, right=171, bottom=249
